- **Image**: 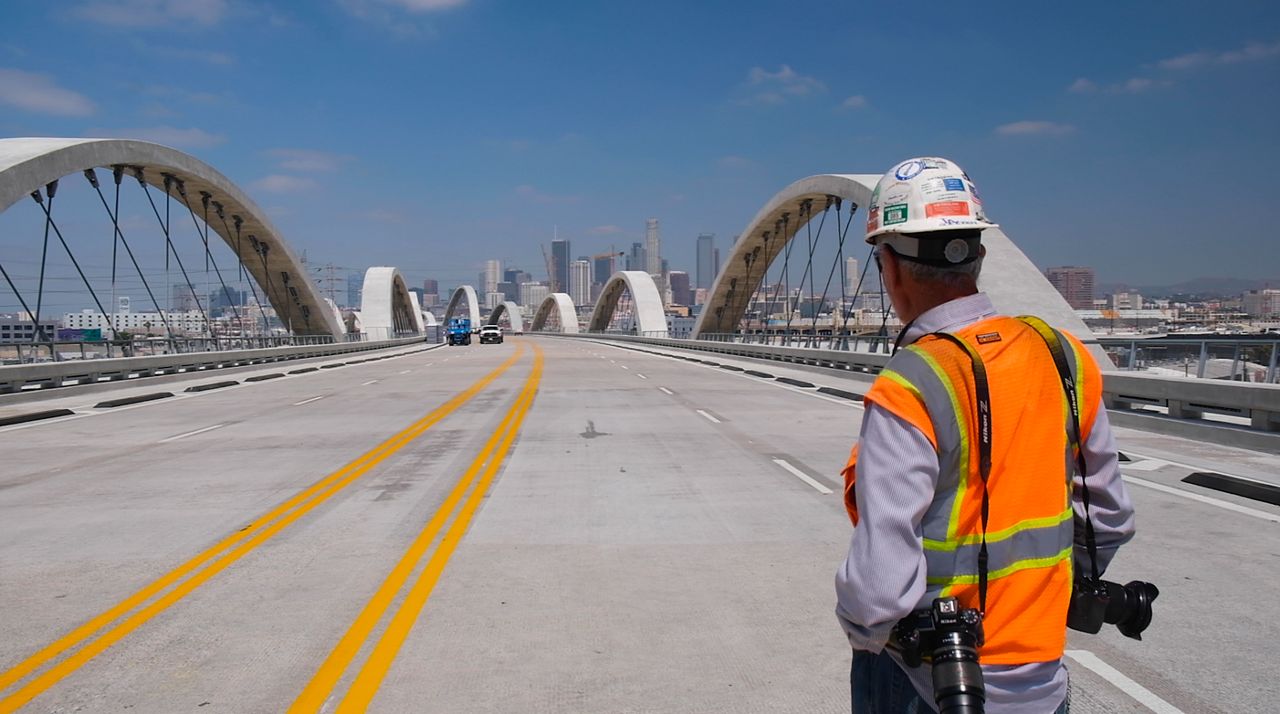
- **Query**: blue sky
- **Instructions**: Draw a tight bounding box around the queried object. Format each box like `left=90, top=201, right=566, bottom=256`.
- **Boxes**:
left=2, top=0, right=1279, bottom=298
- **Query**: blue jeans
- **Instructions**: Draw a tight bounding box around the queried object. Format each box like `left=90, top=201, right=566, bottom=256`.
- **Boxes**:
left=851, top=650, right=1069, bottom=713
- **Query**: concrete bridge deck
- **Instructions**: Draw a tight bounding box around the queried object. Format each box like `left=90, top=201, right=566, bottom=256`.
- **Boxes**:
left=1, top=338, right=1277, bottom=712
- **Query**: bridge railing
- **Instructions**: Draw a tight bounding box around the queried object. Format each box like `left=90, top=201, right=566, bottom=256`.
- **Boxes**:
left=548, top=332, right=1280, bottom=443
left=0, top=336, right=428, bottom=395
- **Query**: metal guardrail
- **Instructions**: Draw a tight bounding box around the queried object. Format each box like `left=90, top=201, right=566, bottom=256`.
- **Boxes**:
left=0, top=336, right=426, bottom=394
left=542, top=332, right=1280, bottom=436
left=0, top=332, right=422, bottom=365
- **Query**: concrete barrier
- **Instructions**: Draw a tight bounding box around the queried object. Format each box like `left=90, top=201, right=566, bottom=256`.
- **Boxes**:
left=0, top=337, right=424, bottom=394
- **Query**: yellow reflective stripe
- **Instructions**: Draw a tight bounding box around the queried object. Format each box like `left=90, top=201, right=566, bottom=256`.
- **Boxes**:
left=879, top=369, right=923, bottom=402
left=907, top=345, right=969, bottom=542
left=922, top=506, right=1073, bottom=551
left=926, top=546, right=1072, bottom=585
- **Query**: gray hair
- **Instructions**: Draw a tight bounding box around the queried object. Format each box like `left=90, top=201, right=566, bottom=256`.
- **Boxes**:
left=897, top=252, right=983, bottom=290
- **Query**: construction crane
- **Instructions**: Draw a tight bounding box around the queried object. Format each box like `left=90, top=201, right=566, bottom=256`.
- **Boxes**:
left=540, top=243, right=555, bottom=288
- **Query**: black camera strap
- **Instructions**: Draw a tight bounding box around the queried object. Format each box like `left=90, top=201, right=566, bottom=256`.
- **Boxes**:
left=1016, top=316, right=1100, bottom=581
left=928, top=332, right=992, bottom=616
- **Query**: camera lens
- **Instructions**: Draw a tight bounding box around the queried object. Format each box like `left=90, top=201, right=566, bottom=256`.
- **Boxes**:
left=1104, top=580, right=1159, bottom=640
left=931, top=631, right=984, bottom=714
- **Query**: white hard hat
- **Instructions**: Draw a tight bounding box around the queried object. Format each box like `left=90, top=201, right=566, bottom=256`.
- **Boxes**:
left=865, top=157, right=997, bottom=265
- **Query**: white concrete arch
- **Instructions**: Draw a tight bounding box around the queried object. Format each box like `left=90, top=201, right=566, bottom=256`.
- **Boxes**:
left=323, top=298, right=347, bottom=336
left=691, top=173, right=1098, bottom=358
left=443, top=285, right=482, bottom=328
left=0, top=138, right=342, bottom=337
left=407, top=291, right=426, bottom=333
left=422, top=310, right=437, bottom=327
left=361, top=267, right=419, bottom=340
left=530, top=293, right=579, bottom=333
left=487, top=301, right=525, bottom=334
left=588, top=270, right=668, bottom=337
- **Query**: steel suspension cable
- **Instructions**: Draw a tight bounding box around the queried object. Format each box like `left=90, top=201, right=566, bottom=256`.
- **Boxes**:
left=136, top=171, right=213, bottom=338
left=29, top=182, right=119, bottom=340
left=786, top=199, right=824, bottom=338
left=31, top=181, right=55, bottom=342
left=84, top=168, right=173, bottom=339
left=217, top=210, right=271, bottom=336
left=765, top=214, right=795, bottom=342
left=737, top=234, right=763, bottom=335
left=184, top=189, right=244, bottom=331
left=812, top=197, right=854, bottom=341
left=0, top=249, right=50, bottom=343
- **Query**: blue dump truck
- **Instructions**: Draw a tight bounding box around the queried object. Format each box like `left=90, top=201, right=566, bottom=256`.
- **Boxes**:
left=447, top=317, right=472, bottom=346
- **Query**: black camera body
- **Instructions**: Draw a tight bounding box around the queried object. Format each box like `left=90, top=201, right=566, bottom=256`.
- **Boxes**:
left=1066, top=577, right=1160, bottom=640
left=894, top=597, right=986, bottom=714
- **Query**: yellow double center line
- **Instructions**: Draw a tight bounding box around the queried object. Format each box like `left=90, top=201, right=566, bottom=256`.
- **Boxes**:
left=0, top=347, right=525, bottom=713
left=291, top=343, right=544, bottom=712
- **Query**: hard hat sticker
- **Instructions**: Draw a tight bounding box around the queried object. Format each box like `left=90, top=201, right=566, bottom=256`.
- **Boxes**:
left=926, top=201, right=971, bottom=218
left=883, top=204, right=908, bottom=225
left=942, top=178, right=966, bottom=192
left=867, top=206, right=880, bottom=232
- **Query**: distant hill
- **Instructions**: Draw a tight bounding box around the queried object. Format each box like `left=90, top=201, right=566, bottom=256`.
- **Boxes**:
left=1096, top=277, right=1276, bottom=298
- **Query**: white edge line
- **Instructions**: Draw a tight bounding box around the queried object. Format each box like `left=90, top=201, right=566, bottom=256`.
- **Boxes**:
left=695, top=409, right=721, bottom=424
left=159, top=423, right=225, bottom=443
left=1122, top=449, right=1278, bottom=487
left=659, top=387, right=674, bottom=395
left=293, top=396, right=324, bottom=406
left=1065, top=650, right=1185, bottom=714
left=772, top=458, right=834, bottom=495
left=1123, top=475, right=1279, bottom=522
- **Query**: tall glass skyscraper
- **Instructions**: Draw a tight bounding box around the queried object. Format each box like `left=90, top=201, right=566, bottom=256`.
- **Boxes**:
left=551, top=239, right=570, bottom=293
left=695, top=233, right=717, bottom=290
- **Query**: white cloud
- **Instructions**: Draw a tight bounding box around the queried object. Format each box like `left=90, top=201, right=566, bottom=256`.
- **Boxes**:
left=839, top=94, right=869, bottom=110
left=251, top=175, right=318, bottom=193
left=85, top=125, right=226, bottom=148
left=1067, top=78, right=1097, bottom=93
left=382, top=0, right=467, bottom=10
left=717, top=155, right=755, bottom=169
left=72, top=0, right=229, bottom=28
left=995, top=121, right=1076, bottom=137
left=1159, top=40, right=1280, bottom=70
left=0, top=68, right=95, bottom=116
left=266, top=148, right=350, bottom=172
left=514, top=184, right=581, bottom=205
left=339, top=0, right=465, bottom=35
left=1109, top=77, right=1171, bottom=94
left=738, top=64, right=826, bottom=105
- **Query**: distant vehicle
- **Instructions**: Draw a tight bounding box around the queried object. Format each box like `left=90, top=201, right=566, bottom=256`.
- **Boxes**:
left=447, top=318, right=472, bottom=346
left=479, top=324, right=504, bottom=344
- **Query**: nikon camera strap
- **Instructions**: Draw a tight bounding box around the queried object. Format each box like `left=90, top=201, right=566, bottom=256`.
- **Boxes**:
left=927, top=333, right=993, bottom=616
left=1015, top=316, right=1100, bottom=581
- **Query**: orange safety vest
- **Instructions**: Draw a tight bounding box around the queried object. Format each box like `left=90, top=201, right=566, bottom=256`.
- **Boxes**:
left=841, top=315, right=1103, bottom=665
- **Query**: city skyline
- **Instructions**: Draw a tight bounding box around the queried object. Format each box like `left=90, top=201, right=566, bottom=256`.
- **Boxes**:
left=1, top=2, right=1277, bottom=296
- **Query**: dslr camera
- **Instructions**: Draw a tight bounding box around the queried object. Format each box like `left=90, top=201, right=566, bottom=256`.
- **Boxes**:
left=893, top=597, right=986, bottom=714
left=1066, top=576, right=1159, bottom=640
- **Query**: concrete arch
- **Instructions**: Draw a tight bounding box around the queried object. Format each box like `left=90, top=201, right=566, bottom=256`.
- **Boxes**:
left=487, top=301, right=525, bottom=334
left=0, top=138, right=342, bottom=337
left=588, top=270, right=668, bottom=337
left=407, top=291, right=426, bottom=333
left=422, top=310, right=437, bottom=327
left=530, top=293, right=579, bottom=333
left=323, top=298, right=347, bottom=336
left=361, top=267, right=419, bottom=340
left=691, top=173, right=1098, bottom=357
left=443, top=285, right=482, bottom=328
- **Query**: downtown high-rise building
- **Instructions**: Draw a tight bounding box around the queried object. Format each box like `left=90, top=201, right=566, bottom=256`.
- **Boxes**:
left=668, top=270, right=692, bottom=306
left=845, top=257, right=860, bottom=295
left=520, top=281, right=550, bottom=308
left=484, top=260, right=502, bottom=295
left=627, top=242, right=646, bottom=272
left=347, top=273, right=363, bottom=309
left=593, top=254, right=616, bottom=286
left=569, top=260, right=592, bottom=306
left=695, top=233, right=717, bottom=290
left=645, top=218, right=661, bottom=276
left=550, top=239, right=571, bottom=293
left=422, top=279, right=439, bottom=307
left=1045, top=266, right=1095, bottom=309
